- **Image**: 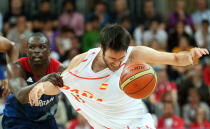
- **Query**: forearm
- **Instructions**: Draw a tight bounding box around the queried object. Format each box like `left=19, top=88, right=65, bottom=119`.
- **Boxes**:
left=41, top=81, right=61, bottom=95
left=8, top=78, right=37, bottom=104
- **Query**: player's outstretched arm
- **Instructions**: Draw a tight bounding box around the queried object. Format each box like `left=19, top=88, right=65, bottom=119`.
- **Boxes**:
left=0, top=36, right=19, bottom=97
left=0, top=36, right=19, bottom=63
left=6, top=62, right=65, bottom=104
left=131, top=46, right=209, bottom=66
left=29, top=52, right=88, bottom=106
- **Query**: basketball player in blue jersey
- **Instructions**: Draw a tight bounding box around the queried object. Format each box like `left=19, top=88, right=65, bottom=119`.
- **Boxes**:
left=29, top=25, right=209, bottom=128
left=0, top=36, right=19, bottom=97
left=2, top=33, right=65, bottom=129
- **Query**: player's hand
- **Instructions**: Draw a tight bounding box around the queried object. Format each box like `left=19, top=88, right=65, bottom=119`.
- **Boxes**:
left=190, top=48, right=209, bottom=65
left=29, top=82, right=45, bottom=106
left=40, top=73, right=63, bottom=87
left=2, top=79, right=10, bottom=97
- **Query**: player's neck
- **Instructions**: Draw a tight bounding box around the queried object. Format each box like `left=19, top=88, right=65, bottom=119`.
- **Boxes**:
left=29, top=61, right=50, bottom=74
left=92, top=50, right=108, bottom=72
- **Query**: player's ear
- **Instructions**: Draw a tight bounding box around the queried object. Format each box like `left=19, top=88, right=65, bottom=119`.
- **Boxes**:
left=100, top=45, right=104, bottom=52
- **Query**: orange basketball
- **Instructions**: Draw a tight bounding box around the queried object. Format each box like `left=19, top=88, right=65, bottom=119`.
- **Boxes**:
left=120, top=62, right=157, bottom=99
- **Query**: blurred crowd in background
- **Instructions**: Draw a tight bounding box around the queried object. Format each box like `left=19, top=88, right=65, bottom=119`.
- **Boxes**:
left=0, top=0, right=210, bottom=128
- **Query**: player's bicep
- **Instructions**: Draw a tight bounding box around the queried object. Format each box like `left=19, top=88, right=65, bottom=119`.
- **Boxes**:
left=131, top=46, right=177, bottom=65
left=62, top=52, right=88, bottom=74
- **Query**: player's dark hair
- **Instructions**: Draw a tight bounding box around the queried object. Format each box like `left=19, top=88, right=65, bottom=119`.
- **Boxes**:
left=100, top=24, right=131, bottom=52
left=27, top=32, right=50, bottom=47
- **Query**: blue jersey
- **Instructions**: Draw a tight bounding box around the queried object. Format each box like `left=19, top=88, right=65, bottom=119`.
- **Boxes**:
left=3, top=57, right=61, bottom=121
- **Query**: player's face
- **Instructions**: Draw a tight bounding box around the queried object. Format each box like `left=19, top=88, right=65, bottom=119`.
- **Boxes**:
left=102, top=48, right=126, bottom=72
left=26, top=36, right=50, bottom=65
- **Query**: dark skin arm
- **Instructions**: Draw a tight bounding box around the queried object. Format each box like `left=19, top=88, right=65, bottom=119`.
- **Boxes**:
left=6, top=62, right=65, bottom=104
left=0, top=36, right=19, bottom=97
left=0, top=36, right=19, bottom=63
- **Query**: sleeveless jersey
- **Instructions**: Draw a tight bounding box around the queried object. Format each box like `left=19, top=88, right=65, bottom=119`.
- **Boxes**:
left=4, top=57, right=60, bottom=121
left=60, top=47, right=154, bottom=129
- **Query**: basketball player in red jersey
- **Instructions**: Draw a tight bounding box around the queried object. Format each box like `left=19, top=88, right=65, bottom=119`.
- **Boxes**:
left=2, top=33, right=65, bottom=129
left=29, top=24, right=209, bottom=129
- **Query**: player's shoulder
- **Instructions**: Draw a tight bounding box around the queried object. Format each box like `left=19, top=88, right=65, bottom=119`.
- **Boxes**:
left=66, top=52, right=88, bottom=71
left=128, top=46, right=146, bottom=62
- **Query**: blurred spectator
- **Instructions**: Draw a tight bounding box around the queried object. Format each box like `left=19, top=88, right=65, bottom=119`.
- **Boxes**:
left=86, top=1, right=110, bottom=28
left=56, top=27, right=75, bottom=62
left=203, top=57, right=210, bottom=87
left=111, top=0, right=131, bottom=24
left=133, top=25, right=143, bottom=46
left=177, top=64, right=210, bottom=105
left=172, top=36, right=193, bottom=53
left=33, top=0, right=58, bottom=30
left=67, top=114, right=93, bottom=129
left=0, top=12, right=2, bottom=33
left=157, top=101, right=185, bottom=129
left=167, top=0, right=193, bottom=34
left=189, top=107, right=210, bottom=129
left=167, top=21, right=196, bottom=52
left=155, top=91, right=180, bottom=118
left=34, top=0, right=55, bottom=22
left=55, top=94, right=68, bottom=129
left=62, top=48, right=80, bottom=68
left=143, top=20, right=167, bottom=50
left=4, top=0, right=29, bottom=28
left=31, top=19, right=43, bottom=33
left=58, top=0, right=84, bottom=37
left=7, top=15, right=32, bottom=56
left=42, top=19, right=58, bottom=54
left=137, top=0, right=163, bottom=31
left=182, top=88, right=210, bottom=127
left=192, top=0, right=210, bottom=31
left=0, top=66, right=5, bottom=81
left=82, top=15, right=100, bottom=52
left=195, top=20, right=210, bottom=51
left=120, top=16, right=134, bottom=35
left=153, top=67, right=178, bottom=103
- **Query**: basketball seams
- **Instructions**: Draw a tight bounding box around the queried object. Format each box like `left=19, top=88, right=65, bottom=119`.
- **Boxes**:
left=127, top=75, right=154, bottom=94
left=137, top=76, right=157, bottom=99
left=120, top=67, right=153, bottom=89
left=120, top=63, right=149, bottom=81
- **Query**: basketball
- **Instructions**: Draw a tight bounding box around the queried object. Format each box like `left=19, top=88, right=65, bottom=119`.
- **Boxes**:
left=120, top=62, right=157, bottom=99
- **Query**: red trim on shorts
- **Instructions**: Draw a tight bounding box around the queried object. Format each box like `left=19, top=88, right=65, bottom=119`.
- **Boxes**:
left=69, top=71, right=110, bottom=80
left=127, top=126, right=130, bottom=129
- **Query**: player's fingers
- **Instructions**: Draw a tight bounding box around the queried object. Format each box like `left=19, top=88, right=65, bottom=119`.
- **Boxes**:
left=203, top=48, right=209, bottom=54
left=199, top=48, right=206, bottom=55
left=33, top=88, right=40, bottom=106
left=29, top=90, right=33, bottom=106
left=29, top=88, right=37, bottom=106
